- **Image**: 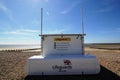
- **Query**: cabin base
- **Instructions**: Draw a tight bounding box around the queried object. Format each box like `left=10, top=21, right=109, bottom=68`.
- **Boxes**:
left=26, top=54, right=100, bottom=75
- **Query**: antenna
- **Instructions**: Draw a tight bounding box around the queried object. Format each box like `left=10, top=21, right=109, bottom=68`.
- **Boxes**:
left=41, top=8, right=43, bottom=56
left=81, top=8, right=85, bottom=55
left=81, top=8, right=84, bottom=35
left=41, top=8, right=43, bottom=35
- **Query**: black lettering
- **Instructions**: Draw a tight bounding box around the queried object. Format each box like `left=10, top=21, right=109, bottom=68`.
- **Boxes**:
left=52, top=65, right=72, bottom=72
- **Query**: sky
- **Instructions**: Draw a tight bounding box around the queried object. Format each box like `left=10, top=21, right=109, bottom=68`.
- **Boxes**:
left=0, top=0, right=120, bottom=44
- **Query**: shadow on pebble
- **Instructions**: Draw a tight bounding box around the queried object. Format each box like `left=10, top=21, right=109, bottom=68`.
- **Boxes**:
left=25, top=65, right=120, bottom=80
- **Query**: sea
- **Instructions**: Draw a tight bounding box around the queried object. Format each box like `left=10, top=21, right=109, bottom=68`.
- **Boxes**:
left=0, top=44, right=41, bottom=50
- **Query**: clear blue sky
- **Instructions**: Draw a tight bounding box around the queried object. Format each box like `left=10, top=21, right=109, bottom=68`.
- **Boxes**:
left=0, top=0, right=120, bottom=44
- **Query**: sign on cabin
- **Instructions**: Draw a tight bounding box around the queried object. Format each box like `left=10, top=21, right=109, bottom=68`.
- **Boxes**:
left=54, top=37, right=71, bottom=50
left=42, top=34, right=83, bottom=56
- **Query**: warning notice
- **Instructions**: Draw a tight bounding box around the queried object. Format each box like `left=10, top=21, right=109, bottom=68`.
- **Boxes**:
left=54, top=38, right=71, bottom=50
left=54, top=38, right=71, bottom=42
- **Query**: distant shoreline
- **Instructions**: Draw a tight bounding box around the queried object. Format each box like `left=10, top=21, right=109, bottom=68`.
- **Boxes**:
left=85, top=43, right=120, bottom=50
left=85, top=43, right=120, bottom=45
left=0, top=44, right=41, bottom=52
left=0, top=48, right=41, bottom=52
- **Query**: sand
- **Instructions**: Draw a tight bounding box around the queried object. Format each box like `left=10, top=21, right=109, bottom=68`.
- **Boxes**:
left=85, top=48, right=120, bottom=75
left=0, top=48, right=120, bottom=80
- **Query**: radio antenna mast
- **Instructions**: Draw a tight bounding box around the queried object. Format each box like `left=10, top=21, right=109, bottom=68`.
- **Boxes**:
left=81, top=8, right=84, bottom=35
left=81, top=8, right=85, bottom=55
left=41, top=8, right=43, bottom=55
left=41, top=8, right=43, bottom=36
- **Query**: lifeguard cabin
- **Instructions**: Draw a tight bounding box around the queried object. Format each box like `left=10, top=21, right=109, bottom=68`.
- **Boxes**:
left=26, top=8, right=100, bottom=75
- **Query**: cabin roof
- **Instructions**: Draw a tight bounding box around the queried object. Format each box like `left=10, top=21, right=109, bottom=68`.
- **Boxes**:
left=39, top=34, right=86, bottom=36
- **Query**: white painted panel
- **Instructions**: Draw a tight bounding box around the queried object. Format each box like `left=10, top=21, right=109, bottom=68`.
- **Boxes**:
left=43, top=35, right=82, bottom=56
left=26, top=54, right=100, bottom=75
